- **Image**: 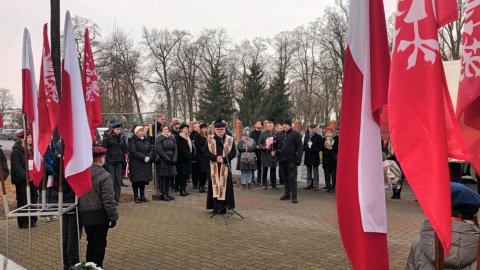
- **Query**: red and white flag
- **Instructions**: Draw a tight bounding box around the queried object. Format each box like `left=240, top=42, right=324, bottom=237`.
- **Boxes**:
left=34, top=23, right=61, bottom=186
left=58, top=11, right=92, bottom=197
left=336, top=0, right=390, bottom=269
left=389, top=0, right=469, bottom=255
left=82, top=28, right=102, bottom=142
left=457, top=0, right=480, bottom=175
left=22, top=28, right=42, bottom=184
left=0, top=112, right=3, bottom=128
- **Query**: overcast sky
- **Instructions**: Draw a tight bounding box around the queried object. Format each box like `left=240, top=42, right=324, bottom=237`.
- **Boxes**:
left=0, top=0, right=396, bottom=107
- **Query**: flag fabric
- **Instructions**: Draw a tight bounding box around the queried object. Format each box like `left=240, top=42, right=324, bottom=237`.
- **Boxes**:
left=22, top=28, right=42, bottom=185
left=58, top=11, right=93, bottom=197
left=34, top=23, right=61, bottom=186
left=389, top=0, right=469, bottom=255
left=457, top=0, right=480, bottom=175
left=0, top=112, right=3, bottom=128
left=336, top=0, right=390, bottom=269
left=82, top=28, right=102, bottom=142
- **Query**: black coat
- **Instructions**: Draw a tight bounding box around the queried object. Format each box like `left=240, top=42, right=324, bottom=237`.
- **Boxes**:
left=155, top=135, right=177, bottom=177
left=204, top=135, right=236, bottom=211
left=250, top=129, right=262, bottom=160
left=10, top=141, right=30, bottom=185
left=0, top=148, right=9, bottom=180
left=176, top=134, right=192, bottom=175
left=257, top=130, right=277, bottom=168
left=303, top=132, right=323, bottom=166
left=274, top=129, right=303, bottom=163
left=194, top=133, right=210, bottom=172
left=128, top=135, right=154, bottom=183
left=102, top=132, right=127, bottom=163
left=322, top=135, right=339, bottom=167
left=236, top=139, right=257, bottom=170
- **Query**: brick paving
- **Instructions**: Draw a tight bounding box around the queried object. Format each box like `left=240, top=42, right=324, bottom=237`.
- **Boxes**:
left=0, top=173, right=429, bottom=270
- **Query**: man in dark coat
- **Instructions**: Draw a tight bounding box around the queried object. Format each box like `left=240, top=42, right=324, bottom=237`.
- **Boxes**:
left=155, top=114, right=166, bottom=135
left=257, top=121, right=278, bottom=190
left=189, top=122, right=200, bottom=189
left=303, top=124, right=323, bottom=191
left=194, top=123, right=209, bottom=193
left=204, top=119, right=237, bottom=213
left=250, top=121, right=263, bottom=185
left=322, top=126, right=339, bottom=193
left=273, top=119, right=303, bottom=203
left=79, top=147, right=118, bottom=269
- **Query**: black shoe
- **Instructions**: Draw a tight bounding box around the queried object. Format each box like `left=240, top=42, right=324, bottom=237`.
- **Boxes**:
left=193, top=185, right=198, bottom=189
left=140, top=196, right=149, bottom=202
left=184, top=191, right=191, bottom=196
left=303, top=186, right=312, bottom=190
left=395, top=193, right=401, bottom=199
left=166, top=193, right=175, bottom=200
left=322, top=186, right=328, bottom=189
left=325, top=188, right=331, bottom=192
left=172, top=188, right=179, bottom=193
left=135, top=197, right=141, bottom=203
left=160, top=194, right=170, bottom=201
left=121, top=182, right=129, bottom=187
left=280, top=194, right=291, bottom=200
left=391, top=192, right=396, bottom=199
left=180, top=190, right=188, bottom=196
left=292, top=196, right=298, bottom=203
left=19, top=224, right=29, bottom=229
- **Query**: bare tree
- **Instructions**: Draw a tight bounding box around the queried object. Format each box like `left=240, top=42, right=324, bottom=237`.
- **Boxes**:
left=0, top=88, right=15, bottom=117
left=71, top=16, right=102, bottom=62
left=142, top=27, right=188, bottom=120
left=438, top=0, right=467, bottom=60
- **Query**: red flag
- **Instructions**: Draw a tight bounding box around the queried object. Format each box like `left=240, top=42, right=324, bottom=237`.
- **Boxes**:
left=389, top=0, right=469, bottom=255
left=82, top=28, right=102, bottom=142
left=34, top=23, right=61, bottom=185
left=22, top=28, right=43, bottom=184
left=0, top=112, right=3, bottom=128
left=336, top=0, right=390, bottom=269
left=457, top=0, right=480, bottom=175
left=58, top=11, right=93, bottom=197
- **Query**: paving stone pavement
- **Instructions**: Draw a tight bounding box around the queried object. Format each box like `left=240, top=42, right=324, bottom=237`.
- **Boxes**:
left=0, top=175, right=428, bottom=270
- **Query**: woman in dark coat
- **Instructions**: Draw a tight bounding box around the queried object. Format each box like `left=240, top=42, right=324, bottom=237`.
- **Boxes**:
left=194, top=123, right=209, bottom=193
left=155, top=125, right=178, bottom=201
left=236, top=128, right=257, bottom=190
left=10, top=130, right=38, bottom=228
left=303, top=124, right=323, bottom=190
left=176, top=123, right=192, bottom=196
left=128, top=126, right=154, bottom=203
left=321, top=126, right=339, bottom=193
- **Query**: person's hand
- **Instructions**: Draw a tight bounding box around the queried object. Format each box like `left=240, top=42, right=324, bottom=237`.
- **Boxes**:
left=109, top=220, right=117, bottom=228
left=256, top=145, right=260, bottom=149
left=296, top=161, right=301, bottom=167
left=144, top=157, right=150, bottom=163
left=271, top=151, right=276, bottom=157
left=217, top=156, right=223, bottom=163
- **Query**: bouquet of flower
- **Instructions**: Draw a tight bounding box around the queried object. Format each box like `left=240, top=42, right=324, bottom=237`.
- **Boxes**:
left=266, top=136, right=273, bottom=149
left=70, top=262, right=103, bottom=270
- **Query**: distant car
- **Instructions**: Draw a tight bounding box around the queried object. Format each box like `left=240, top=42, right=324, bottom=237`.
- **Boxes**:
left=0, top=129, right=18, bottom=140
left=97, top=127, right=109, bottom=141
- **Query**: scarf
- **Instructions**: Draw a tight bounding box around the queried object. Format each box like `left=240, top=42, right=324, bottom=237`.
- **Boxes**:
left=240, top=138, right=256, bottom=165
left=207, top=134, right=233, bottom=201
left=179, top=132, right=192, bottom=152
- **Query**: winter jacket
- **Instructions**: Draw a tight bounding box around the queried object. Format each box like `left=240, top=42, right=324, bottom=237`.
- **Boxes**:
left=236, top=139, right=257, bottom=171
left=303, top=132, right=323, bottom=166
left=190, top=131, right=199, bottom=164
left=101, top=132, right=127, bottom=163
left=322, top=135, right=339, bottom=167
left=274, top=129, right=303, bottom=164
left=194, top=133, right=210, bottom=173
left=128, top=135, right=154, bottom=183
left=406, top=220, right=478, bottom=269
left=176, top=133, right=192, bottom=175
left=10, top=141, right=31, bottom=185
left=155, top=135, right=177, bottom=177
left=78, top=165, right=118, bottom=227
left=0, top=149, right=8, bottom=181
left=258, top=130, right=277, bottom=168
left=250, top=129, right=262, bottom=160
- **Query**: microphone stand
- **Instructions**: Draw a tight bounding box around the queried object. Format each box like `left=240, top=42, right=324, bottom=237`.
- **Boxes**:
left=210, top=134, right=244, bottom=224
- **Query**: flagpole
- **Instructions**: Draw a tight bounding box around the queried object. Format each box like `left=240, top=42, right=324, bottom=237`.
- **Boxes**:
left=434, top=233, right=444, bottom=269
left=23, top=114, right=31, bottom=206
left=41, top=156, right=47, bottom=210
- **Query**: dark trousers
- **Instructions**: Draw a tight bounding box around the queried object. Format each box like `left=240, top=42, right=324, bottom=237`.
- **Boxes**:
left=178, top=174, right=189, bottom=191
left=306, top=165, right=319, bottom=188
left=324, top=163, right=337, bottom=189
left=277, top=167, right=283, bottom=185
left=199, top=171, right=207, bottom=188
left=15, top=183, right=38, bottom=227
left=85, top=224, right=109, bottom=268
left=191, top=163, right=199, bottom=187
left=279, top=162, right=298, bottom=196
left=132, top=182, right=146, bottom=198
left=173, top=176, right=180, bottom=191
left=107, top=162, right=122, bottom=202
left=62, top=213, right=79, bottom=268
left=262, top=167, right=276, bottom=188
left=157, top=176, right=173, bottom=194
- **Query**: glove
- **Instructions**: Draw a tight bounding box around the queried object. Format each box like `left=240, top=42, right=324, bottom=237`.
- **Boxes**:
left=296, top=161, right=302, bottom=167
left=109, top=220, right=117, bottom=228
left=144, top=156, right=150, bottom=163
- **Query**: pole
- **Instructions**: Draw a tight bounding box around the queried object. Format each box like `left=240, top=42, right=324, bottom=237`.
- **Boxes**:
left=434, top=233, right=444, bottom=270
left=23, top=114, right=31, bottom=206
left=41, top=157, right=47, bottom=210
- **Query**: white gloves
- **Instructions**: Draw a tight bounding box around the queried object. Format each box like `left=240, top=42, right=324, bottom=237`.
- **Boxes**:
left=144, top=157, right=150, bottom=163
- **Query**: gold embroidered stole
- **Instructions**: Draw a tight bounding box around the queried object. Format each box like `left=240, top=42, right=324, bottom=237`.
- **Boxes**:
left=208, top=135, right=233, bottom=200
